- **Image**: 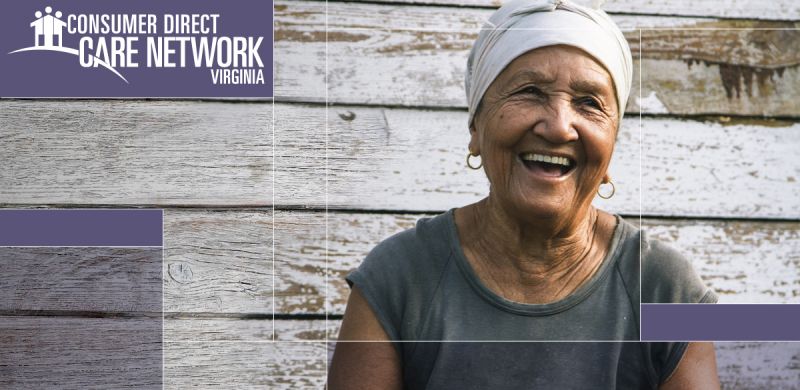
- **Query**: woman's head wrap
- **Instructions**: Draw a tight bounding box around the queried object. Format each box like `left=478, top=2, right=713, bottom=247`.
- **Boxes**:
left=465, top=0, right=633, bottom=127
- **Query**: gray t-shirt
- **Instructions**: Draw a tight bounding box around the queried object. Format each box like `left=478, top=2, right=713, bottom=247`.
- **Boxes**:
left=346, top=209, right=717, bottom=389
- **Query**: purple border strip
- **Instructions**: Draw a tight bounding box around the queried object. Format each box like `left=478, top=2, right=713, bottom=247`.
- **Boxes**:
left=642, top=304, right=800, bottom=341
left=0, top=209, right=162, bottom=246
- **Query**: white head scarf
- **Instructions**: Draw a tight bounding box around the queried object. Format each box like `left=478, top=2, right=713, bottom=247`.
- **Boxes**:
left=465, top=0, right=632, bottom=127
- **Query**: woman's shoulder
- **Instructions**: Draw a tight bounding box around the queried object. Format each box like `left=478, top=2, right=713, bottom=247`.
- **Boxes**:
left=364, top=210, right=454, bottom=266
left=345, top=211, right=456, bottom=340
left=637, top=226, right=718, bottom=304
left=346, top=210, right=456, bottom=297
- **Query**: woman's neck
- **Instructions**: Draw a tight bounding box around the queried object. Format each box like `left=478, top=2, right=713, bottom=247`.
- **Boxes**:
left=455, top=198, right=616, bottom=304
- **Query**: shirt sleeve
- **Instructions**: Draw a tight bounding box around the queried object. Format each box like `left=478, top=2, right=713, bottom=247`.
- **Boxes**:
left=641, top=234, right=718, bottom=304
left=345, top=234, right=409, bottom=341
left=345, top=214, right=452, bottom=344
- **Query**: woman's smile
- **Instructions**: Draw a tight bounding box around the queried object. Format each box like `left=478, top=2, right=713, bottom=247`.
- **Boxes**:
left=518, top=151, right=576, bottom=180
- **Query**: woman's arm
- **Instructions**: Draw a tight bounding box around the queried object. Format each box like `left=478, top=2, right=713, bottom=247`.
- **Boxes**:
left=328, top=287, right=403, bottom=390
left=659, top=342, right=720, bottom=390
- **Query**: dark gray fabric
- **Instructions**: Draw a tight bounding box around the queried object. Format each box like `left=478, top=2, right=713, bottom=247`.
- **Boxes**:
left=403, top=342, right=662, bottom=389
left=346, top=209, right=718, bottom=389
left=641, top=238, right=718, bottom=304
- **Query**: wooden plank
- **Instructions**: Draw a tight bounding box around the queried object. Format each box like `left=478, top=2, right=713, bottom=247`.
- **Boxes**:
left=165, top=318, right=329, bottom=341
left=163, top=210, right=273, bottom=314
left=637, top=117, right=799, bottom=219
left=339, top=0, right=800, bottom=21
left=3, top=101, right=798, bottom=218
left=637, top=28, right=800, bottom=116
left=162, top=209, right=413, bottom=316
left=0, top=316, right=327, bottom=389
left=167, top=210, right=799, bottom=315
left=715, top=342, right=800, bottom=389
left=313, top=107, right=799, bottom=218
left=164, top=319, right=328, bottom=389
left=275, top=1, right=800, bottom=116
left=0, top=248, right=162, bottom=313
left=165, top=340, right=326, bottom=389
left=0, top=316, right=162, bottom=389
left=300, top=105, right=799, bottom=218
left=0, top=100, right=272, bottom=206
left=4, top=210, right=793, bottom=316
left=641, top=219, right=800, bottom=303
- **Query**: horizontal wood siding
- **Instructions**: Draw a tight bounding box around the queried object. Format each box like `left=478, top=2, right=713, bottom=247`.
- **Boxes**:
left=340, top=0, right=800, bottom=21
left=3, top=211, right=795, bottom=319
left=3, top=101, right=798, bottom=218
left=0, top=101, right=272, bottom=206
left=275, top=1, right=800, bottom=116
left=0, top=316, right=162, bottom=389
left=0, top=316, right=327, bottom=389
left=165, top=211, right=800, bottom=311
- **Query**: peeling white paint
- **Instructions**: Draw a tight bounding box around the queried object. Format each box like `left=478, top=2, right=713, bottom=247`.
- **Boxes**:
left=636, top=91, right=669, bottom=114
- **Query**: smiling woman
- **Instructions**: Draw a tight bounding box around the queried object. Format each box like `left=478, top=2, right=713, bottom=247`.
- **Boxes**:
left=460, top=45, right=621, bottom=306
left=329, top=0, right=719, bottom=389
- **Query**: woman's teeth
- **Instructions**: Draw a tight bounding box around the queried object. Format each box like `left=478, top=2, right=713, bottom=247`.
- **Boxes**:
left=520, top=153, right=572, bottom=167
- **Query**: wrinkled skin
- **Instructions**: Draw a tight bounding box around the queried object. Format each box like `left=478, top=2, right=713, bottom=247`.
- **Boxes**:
left=469, top=44, right=619, bottom=236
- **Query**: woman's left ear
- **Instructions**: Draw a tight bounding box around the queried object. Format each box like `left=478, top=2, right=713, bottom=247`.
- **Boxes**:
left=602, top=173, right=611, bottom=184
left=468, top=124, right=480, bottom=155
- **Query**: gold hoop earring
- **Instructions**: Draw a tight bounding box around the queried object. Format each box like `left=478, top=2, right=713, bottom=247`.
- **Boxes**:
left=597, top=180, right=615, bottom=199
left=466, top=152, right=482, bottom=170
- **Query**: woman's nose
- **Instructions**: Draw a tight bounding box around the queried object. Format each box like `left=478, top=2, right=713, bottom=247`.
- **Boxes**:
left=532, top=100, right=579, bottom=143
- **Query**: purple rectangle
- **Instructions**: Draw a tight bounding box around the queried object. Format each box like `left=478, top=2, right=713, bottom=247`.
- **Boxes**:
left=0, top=209, right=162, bottom=246
left=0, top=0, right=273, bottom=97
left=641, top=304, right=800, bottom=341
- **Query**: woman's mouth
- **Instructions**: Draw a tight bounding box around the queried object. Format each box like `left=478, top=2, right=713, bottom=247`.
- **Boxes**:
left=519, top=152, right=575, bottom=177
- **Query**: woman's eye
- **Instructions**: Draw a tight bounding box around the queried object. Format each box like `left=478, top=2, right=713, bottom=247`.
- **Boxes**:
left=576, top=96, right=602, bottom=110
left=521, top=86, right=544, bottom=96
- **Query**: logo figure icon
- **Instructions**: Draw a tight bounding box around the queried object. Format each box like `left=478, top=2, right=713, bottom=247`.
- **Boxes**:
left=31, top=6, right=67, bottom=47
left=10, top=6, right=128, bottom=83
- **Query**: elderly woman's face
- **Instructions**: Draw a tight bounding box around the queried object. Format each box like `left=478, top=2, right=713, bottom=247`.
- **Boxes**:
left=470, top=45, right=619, bottom=222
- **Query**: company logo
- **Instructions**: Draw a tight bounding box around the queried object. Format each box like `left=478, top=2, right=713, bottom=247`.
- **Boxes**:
left=10, top=6, right=128, bottom=82
left=7, top=4, right=267, bottom=87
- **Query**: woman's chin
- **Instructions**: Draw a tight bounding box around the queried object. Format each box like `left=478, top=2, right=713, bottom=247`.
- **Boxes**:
left=506, top=197, right=575, bottom=223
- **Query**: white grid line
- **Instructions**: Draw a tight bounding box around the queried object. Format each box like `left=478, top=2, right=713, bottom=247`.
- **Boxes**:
left=160, top=339, right=800, bottom=343
left=272, top=0, right=277, bottom=343
left=638, top=27, right=643, bottom=341
left=325, top=0, right=331, bottom=383
left=161, top=209, right=165, bottom=390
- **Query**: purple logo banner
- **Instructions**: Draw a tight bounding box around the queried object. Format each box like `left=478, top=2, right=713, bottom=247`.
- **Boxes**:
left=0, top=0, right=273, bottom=97
left=0, top=209, right=163, bottom=246
left=642, top=304, right=800, bottom=341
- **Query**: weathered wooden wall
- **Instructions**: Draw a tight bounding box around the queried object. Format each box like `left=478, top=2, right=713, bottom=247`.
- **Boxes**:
left=1, top=0, right=798, bottom=388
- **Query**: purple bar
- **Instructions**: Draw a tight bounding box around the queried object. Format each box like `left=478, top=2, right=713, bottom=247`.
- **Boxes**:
left=0, top=0, right=273, bottom=97
left=641, top=304, right=800, bottom=341
left=0, top=209, right=162, bottom=246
